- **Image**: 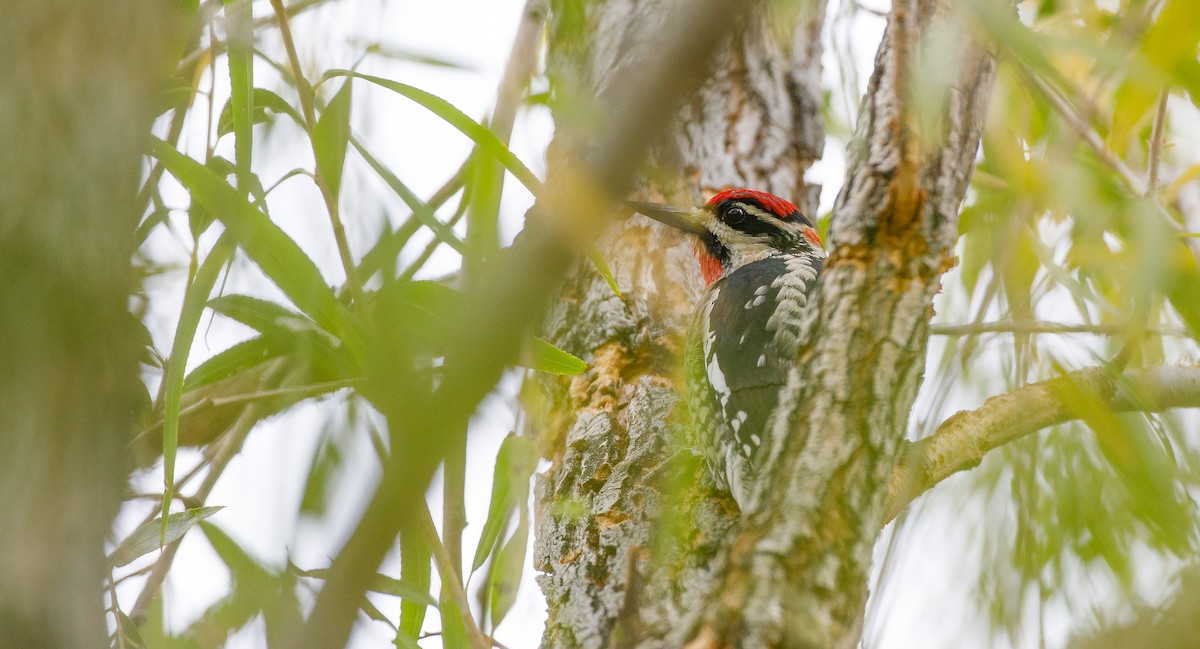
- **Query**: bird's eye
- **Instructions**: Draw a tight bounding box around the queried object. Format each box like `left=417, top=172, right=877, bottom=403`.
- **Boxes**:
left=725, top=207, right=747, bottom=224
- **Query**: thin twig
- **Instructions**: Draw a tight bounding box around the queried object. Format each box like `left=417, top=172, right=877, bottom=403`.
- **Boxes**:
left=1019, top=68, right=1183, bottom=234
left=176, top=0, right=332, bottom=73
left=930, top=319, right=1190, bottom=338
left=1147, top=90, right=1169, bottom=196
left=128, top=392, right=273, bottom=623
left=136, top=379, right=352, bottom=442
left=109, top=567, right=128, bottom=649
left=269, top=0, right=365, bottom=307
left=1023, top=71, right=1148, bottom=197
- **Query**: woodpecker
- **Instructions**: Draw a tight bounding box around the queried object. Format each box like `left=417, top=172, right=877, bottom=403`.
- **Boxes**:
left=630, top=189, right=825, bottom=509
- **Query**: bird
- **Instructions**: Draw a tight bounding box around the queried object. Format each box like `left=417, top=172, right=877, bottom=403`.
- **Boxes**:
left=629, top=189, right=825, bottom=510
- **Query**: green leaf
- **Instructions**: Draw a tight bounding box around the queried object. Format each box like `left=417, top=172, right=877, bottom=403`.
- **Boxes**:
left=485, top=509, right=529, bottom=627
left=226, top=0, right=254, bottom=190
left=217, top=88, right=305, bottom=137
left=375, top=281, right=587, bottom=375
left=115, top=610, right=149, bottom=649
left=527, top=338, right=589, bottom=375
left=207, top=294, right=356, bottom=383
left=293, top=566, right=437, bottom=606
left=208, top=294, right=333, bottom=342
left=399, top=530, right=432, bottom=643
left=136, top=206, right=172, bottom=247
left=181, top=336, right=277, bottom=391
left=360, top=597, right=396, bottom=628
left=439, top=597, right=469, bottom=649
left=313, top=81, right=353, bottom=197
left=470, top=434, right=539, bottom=573
left=588, top=249, right=622, bottom=298
left=327, top=70, right=542, bottom=194
left=201, top=521, right=268, bottom=580
left=353, top=140, right=466, bottom=253
left=151, top=137, right=351, bottom=340
left=392, top=631, right=422, bottom=649
left=299, top=432, right=341, bottom=516
left=110, top=506, right=224, bottom=567
left=1164, top=242, right=1200, bottom=339
left=158, top=233, right=238, bottom=539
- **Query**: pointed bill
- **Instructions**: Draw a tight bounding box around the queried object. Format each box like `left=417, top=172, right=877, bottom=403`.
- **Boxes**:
left=627, top=200, right=707, bottom=235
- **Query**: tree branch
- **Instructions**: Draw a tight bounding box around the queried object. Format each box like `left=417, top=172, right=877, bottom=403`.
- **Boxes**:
left=929, top=319, right=1191, bottom=338
left=885, top=365, right=1200, bottom=524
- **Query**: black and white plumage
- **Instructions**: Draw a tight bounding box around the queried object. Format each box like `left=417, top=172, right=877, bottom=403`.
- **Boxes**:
left=631, top=189, right=825, bottom=510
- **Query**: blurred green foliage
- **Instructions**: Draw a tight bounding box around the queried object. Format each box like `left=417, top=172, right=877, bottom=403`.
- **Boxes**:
left=899, top=0, right=1200, bottom=643
left=108, top=0, right=1200, bottom=647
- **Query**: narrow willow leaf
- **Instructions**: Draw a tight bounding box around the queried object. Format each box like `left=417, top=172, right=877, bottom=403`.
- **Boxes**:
left=111, top=506, right=224, bottom=567
left=352, top=139, right=466, bottom=253
left=1164, top=243, right=1200, bottom=339
left=439, top=597, right=469, bottom=649
left=208, top=294, right=332, bottom=342
left=470, top=434, right=539, bottom=573
left=135, top=207, right=172, bottom=247
left=379, top=280, right=586, bottom=375
left=181, top=336, right=276, bottom=392
left=207, top=294, right=355, bottom=381
left=116, top=611, right=149, bottom=649
left=392, top=631, right=422, bottom=649
left=360, top=597, right=395, bottom=628
left=359, top=42, right=471, bottom=69
left=299, top=432, right=340, bottom=516
left=226, top=0, right=253, bottom=189
left=313, top=81, right=353, bottom=197
left=159, top=232, right=237, bottom=539
left=399, top=530, right=432, bottom=642
left=588, top=249, right=622, bottom=298
left=201, top=521, right=268, bottom=579
left=326, top=70, right=542, bottom=194
left=527, top=338, right=588, bottom=375
left=486, top=509, right=529, bottom=627
left=217, top=88, right=304, bottom=137
left=294, top=566, right=438, bottom=606
left=151, top=137, right=349, bottom=339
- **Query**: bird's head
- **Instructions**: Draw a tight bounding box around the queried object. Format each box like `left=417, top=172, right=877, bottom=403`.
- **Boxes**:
left=630, top=189, right=824, bottom=285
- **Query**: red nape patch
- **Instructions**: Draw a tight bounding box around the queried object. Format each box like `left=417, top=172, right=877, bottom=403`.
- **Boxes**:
left=695, top=246, right=723, bottom=286
left=707, top=188, right=800, bottom=220
left=802, top=226, right=823, bottom=247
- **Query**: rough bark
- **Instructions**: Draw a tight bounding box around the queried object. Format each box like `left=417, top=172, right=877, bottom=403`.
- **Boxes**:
left=532, top=1, right=827, bottom=647
left=0, top=3, right=178, bottom=648
left=688, top=2, right=999, bottom=646
left=532, top=0, right=999, bottom=647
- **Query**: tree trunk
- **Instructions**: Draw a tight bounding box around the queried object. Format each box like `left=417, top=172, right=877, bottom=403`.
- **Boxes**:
left=0, top=3, right=177, bottom=648
left=532, top=0, right=826, bottom=646
left=532, top=0, right=1001, bottom=647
